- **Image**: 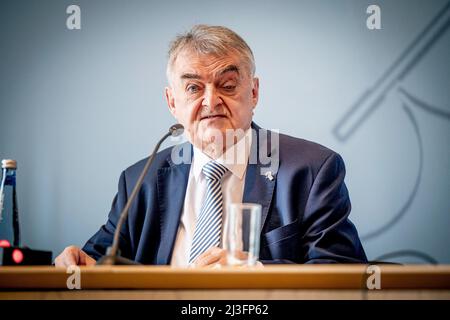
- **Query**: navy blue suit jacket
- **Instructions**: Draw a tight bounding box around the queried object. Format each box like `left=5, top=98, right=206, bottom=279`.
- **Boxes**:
left=83, top=123, right=367, bottom=264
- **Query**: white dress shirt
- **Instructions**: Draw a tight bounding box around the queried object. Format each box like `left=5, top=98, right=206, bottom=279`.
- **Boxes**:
left=170, top=129, right=252, bottom=267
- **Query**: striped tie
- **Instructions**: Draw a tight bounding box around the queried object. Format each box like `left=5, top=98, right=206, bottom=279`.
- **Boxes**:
left=189, top=161, right=228, bottom=264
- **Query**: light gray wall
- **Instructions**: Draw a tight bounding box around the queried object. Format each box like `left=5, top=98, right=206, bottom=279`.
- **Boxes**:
left=1, top=0, right=449, bottom=263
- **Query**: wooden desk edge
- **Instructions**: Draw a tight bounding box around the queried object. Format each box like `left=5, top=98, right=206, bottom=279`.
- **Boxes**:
left=1, top=265, right=450, bottom=290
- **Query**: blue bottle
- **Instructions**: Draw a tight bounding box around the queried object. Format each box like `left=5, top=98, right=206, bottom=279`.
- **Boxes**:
left=0, top=159, right=20, bottom=247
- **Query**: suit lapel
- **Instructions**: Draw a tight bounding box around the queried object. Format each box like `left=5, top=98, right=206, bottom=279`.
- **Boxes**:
left=242, top=124, right=278, bottom=232
left=156, top=144, right=191, bottom=265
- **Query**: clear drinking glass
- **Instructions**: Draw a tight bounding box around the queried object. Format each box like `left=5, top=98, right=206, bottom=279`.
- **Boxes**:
left=223, top=203, right=262, bottom=266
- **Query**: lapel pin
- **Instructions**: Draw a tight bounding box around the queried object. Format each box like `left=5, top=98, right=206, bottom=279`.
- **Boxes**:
left=265, top=171, right=274, bottom=181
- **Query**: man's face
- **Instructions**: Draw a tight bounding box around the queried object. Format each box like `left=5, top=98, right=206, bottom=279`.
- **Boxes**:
left=165, top=49, right=259, bottom=152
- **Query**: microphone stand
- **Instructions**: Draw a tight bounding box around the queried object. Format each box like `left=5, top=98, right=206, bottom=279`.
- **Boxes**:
left=96, top=124, right=184, bottom=265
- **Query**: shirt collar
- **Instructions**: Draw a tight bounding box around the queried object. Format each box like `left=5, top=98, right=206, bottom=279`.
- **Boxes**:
left=192, top=129, right=252, bottom=181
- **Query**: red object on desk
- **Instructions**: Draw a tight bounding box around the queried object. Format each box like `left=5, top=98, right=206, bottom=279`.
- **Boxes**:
left=0, top=240, right=11, bottom=248
left=12, top=249, right=23, bottom=264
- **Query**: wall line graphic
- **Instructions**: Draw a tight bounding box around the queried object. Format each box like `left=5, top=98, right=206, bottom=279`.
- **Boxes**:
left=360, top=100, right=423, bottom=241
left=398, top=85, right=450, bottom=120
left=333, top=1, right=450, bottom=141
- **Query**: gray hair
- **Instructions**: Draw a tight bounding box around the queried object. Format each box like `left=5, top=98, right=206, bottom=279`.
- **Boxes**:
left=166, top=25, right=255, bottom=83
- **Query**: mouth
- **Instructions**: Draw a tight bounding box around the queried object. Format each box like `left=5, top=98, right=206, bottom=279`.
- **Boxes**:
left=200, top=114, right=227, bottom=121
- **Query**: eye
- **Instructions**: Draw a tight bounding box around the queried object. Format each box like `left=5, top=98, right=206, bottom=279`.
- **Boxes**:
left=222, top=83, right=236, bottom=92
left=186, top=84, right=200, bottom=94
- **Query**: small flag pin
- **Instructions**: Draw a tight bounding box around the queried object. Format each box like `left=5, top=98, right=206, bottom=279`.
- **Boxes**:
left=265, top=171, right=274, bottom=181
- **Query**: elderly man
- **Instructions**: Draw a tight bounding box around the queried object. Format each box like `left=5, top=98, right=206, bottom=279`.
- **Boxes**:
left=55, top=25, right=367, bottom=267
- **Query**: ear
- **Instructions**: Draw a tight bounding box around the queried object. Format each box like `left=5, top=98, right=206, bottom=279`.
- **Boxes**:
left=251, top=77, right=259, bottom=108
left=165, top=86, right=176, bottom=117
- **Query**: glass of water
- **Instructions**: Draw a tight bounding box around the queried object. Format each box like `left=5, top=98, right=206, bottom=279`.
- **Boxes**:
left=223, top=203, right=262, bottom=266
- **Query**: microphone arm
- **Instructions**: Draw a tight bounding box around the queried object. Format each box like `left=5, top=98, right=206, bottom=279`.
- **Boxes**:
left=97, top=124, right=184, bottom=265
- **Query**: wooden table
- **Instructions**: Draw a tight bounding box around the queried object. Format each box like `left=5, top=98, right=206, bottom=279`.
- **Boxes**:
left=1, top=265, right=449, bottom=299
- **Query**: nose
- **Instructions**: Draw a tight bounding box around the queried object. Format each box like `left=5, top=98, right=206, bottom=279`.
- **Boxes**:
left=202, top=86, right=223, bottom=112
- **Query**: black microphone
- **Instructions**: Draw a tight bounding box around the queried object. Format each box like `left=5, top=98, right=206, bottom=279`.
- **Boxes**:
left=96, top=124, right=184, bottom=265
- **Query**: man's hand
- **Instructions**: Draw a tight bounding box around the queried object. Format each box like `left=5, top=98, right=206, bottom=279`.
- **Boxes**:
left=191, top=247, right=263, bottom=268
left=54, top=245, right=96, bottom=267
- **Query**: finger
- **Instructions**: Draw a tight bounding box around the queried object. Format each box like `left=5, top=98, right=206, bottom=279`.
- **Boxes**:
left=200, top=246, right=222, bottom=257
left=206, top=258, right=227, bottom=268
left=195, top=247, right=220, bottom=262
left=194, top=253, right=220, bottom=267
left=218, top=254, right=228, bottom=265
left=54, top=255, right=63, bottom=267
left=205, top=251, right=229, bottom=268
left=208, top=246, right=223, bottom=255
left=237, top=250, right=248, bottom=260
left=194, top=247, right=224, bottom=267
left=213, top=250, right=228, bottom=266
left=79, top=251, right=96, bottom=266
left=85, top=255, right=96, bottom=266
left=205, top=263, right=223, bottom=269
left=63, top=251, right=79, bottom=266
left=61, top=246, right=82, bottom=266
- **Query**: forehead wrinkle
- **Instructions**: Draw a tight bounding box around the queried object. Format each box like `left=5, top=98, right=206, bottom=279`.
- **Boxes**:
left=176, top=52, right=242, bottom=84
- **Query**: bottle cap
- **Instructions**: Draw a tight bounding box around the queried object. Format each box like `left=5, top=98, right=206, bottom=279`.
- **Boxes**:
left=1, top=159, right=17, bottom=169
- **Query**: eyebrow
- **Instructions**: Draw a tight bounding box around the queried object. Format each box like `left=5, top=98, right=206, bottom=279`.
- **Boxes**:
left=218, top=65, right=240, bottom=77
left=180, top=73, right=201, bottom=80
left=179, top=65, right=240, bottom=81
